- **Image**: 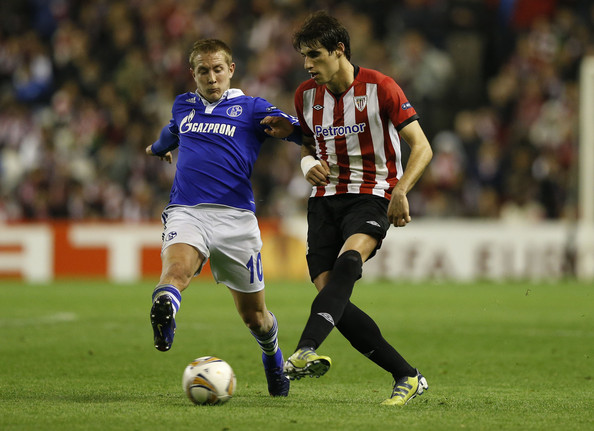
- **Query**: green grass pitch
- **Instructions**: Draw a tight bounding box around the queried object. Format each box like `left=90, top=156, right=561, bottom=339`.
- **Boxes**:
left=1, top=278, right=592, bottom=430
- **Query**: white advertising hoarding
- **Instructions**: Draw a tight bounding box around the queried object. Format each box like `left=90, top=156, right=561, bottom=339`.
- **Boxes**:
left=1, top=220, right=593, bottom=282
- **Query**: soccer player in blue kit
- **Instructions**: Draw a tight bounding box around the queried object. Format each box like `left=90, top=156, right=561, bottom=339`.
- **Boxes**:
left=146, top=39, right=299, bottom=397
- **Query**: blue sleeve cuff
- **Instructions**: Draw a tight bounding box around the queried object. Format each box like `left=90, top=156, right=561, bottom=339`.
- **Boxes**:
left=151, top=125, right=179, bottom=156
left=284, top=126, right=303, bottom=145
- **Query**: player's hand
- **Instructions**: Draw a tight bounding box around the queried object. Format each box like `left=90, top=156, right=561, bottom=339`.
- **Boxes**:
left=146, top=145, right=172, bottom=164
left=261, top=116, right=293, bottom=138
left=387, top=190, right=411, bottom=227
left=305, top=159, right=330, bottom=186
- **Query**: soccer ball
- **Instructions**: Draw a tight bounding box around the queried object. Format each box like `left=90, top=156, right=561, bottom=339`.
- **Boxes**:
left=182, top=356, right=236, bottom=405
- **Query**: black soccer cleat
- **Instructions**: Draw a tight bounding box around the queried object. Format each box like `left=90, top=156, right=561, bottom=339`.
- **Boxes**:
left=150, top=295, right=176, bottom=352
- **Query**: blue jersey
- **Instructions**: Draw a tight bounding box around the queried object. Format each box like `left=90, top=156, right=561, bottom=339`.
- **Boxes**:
left=154, top=89, right=298, bottom=213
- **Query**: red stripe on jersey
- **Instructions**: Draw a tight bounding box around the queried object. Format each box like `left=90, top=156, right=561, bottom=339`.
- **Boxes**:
left=333, top=95, right=350, bottom=194
left=312, top=88, right=327, bottom=197
left=353, top=83, right=377, bottom=195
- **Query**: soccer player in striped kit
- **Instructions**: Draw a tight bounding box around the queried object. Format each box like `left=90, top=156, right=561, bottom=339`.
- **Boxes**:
left=283, top=12, right=433, bottom=406
left=147, top=39, right=300, bottom=397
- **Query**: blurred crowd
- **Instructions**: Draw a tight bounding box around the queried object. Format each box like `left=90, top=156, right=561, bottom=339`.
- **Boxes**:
left=1, top=0, right=593, bottom=222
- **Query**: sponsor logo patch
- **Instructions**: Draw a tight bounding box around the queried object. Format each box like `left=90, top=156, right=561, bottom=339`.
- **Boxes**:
left=314, top=122, right=366, bottom=138
left=179, top=109, right=236, bottom=137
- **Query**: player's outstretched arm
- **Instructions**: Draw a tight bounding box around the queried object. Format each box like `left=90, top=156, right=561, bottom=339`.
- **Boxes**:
left=146, top=124, right=179, bottom=164
left=261, top=115, right=296, bottom=139
left=145, top=145, right=172, bottom=164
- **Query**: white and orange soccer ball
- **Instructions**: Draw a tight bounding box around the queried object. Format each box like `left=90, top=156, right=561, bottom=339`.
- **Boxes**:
left=182, top=356, right=236, bottom=405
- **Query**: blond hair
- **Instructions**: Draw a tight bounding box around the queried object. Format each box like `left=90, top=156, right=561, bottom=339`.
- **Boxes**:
left=189, top=39, right=233, bottom=68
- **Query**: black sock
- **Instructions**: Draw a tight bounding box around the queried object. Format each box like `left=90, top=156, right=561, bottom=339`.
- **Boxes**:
left=336, top=301, right=416, bottom=379
left=297, top=250, right=362, bottom=350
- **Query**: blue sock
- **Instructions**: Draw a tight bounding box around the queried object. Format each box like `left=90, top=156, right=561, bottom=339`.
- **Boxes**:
left=252, top=312, right=279, bottom=359
left=152, top=284, right=182, bottom=316
left=262, top=348, right=284, bottom=369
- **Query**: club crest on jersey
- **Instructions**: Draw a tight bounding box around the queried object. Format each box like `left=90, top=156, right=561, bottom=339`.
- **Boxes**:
left=226, top=105, right=243, bottom=117
left=354, top=96, right=367, bottom=112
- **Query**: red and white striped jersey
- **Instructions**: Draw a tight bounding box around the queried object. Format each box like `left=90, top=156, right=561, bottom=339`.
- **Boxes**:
left=295, top=66, right=419, bottom=199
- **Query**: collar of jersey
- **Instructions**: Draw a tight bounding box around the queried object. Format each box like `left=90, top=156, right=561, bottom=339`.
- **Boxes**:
left=195, top=88, right=244, bottom=107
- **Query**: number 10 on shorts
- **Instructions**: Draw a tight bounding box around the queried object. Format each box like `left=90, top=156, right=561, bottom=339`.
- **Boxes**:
left=246, top=252, right=263, bottom=284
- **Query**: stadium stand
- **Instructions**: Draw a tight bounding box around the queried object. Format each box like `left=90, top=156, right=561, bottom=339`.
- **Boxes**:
left=1, top=0, right=592, bottom=221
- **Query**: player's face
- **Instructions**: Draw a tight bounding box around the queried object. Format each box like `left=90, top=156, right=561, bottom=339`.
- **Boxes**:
left=299, top=43, right=341, bottom=86
left=191, top=51, right=235, bottom=103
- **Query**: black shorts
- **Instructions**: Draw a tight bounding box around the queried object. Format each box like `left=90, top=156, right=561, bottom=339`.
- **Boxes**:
left=306, top=194, right=390, bottom=281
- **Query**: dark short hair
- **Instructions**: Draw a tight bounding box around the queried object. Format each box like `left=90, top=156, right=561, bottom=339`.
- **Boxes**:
left=189, top=39, right=233, bottom=68
left=292, top=11, right=351, bottom=61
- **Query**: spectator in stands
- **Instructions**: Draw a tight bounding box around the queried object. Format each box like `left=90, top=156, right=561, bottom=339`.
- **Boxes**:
left=0, top=0, right=590, bottom=222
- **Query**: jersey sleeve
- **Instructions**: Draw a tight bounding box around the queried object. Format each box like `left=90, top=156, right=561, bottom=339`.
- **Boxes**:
left=252, top=97, right=297, bottom=123
left=253, top=96, right=302, bottom=143
left=151, top=119, right=179, bottom=156
left=294, top=83, right=314, bottom=137
left=378, top=77, right=419, bottom=132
